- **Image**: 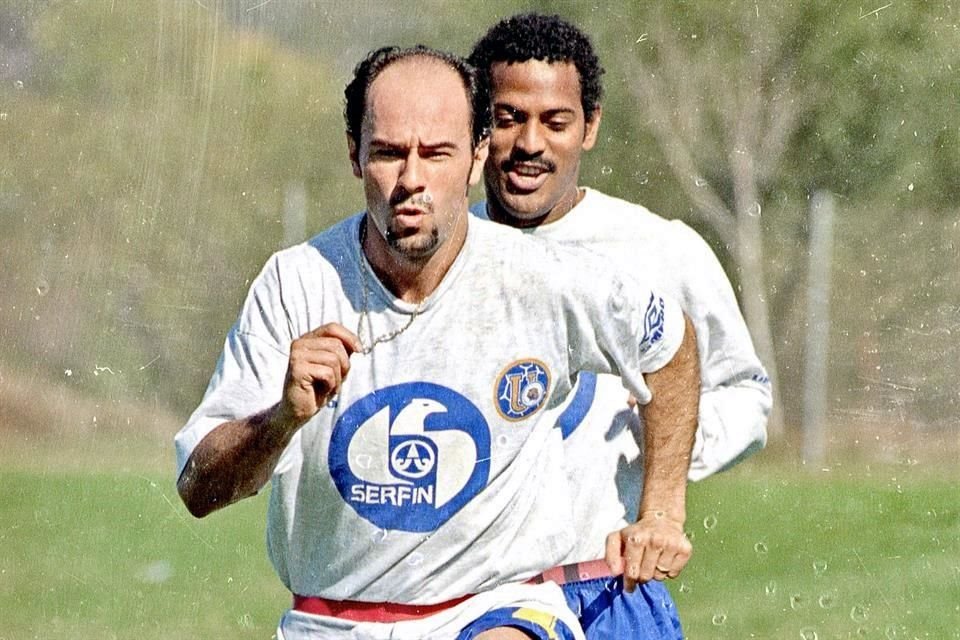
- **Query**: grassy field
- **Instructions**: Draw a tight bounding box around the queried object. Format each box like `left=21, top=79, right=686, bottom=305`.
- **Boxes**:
left=674, top=463, right=960, bottom=639
left=2, top=434, right=958, bottom=639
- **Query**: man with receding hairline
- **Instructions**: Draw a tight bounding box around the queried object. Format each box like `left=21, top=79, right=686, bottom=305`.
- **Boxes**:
left=175, top=44, right=700, bottom=640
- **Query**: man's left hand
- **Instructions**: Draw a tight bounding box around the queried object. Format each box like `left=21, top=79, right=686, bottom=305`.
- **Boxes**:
left=604, top=511, right=692, bottom=592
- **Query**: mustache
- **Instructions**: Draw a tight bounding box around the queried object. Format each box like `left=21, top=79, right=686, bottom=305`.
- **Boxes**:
left=389, top=191, right=434, bottom=209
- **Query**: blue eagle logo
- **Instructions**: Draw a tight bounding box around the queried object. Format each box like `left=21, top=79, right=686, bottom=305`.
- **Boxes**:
left=328, top=383, right=490, bottom=532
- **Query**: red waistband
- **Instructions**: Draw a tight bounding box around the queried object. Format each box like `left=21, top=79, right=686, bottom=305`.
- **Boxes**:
left=528, top=559, right=614, bottom=586
left=292, top=560, right=613, bottom=623
left=292, top=593, right=473, bottom=623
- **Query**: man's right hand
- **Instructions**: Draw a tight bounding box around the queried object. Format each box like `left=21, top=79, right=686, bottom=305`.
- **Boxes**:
left=179, top=322, right=361, bottom=519
left=278, top=323, right=362, bottom=427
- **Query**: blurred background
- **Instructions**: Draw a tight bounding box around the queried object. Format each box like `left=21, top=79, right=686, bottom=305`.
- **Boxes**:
left=1, top=1, right=957, bottom=638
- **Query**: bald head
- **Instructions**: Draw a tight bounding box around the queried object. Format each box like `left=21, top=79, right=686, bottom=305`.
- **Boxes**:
left=344, top=45, right=490, bottom=151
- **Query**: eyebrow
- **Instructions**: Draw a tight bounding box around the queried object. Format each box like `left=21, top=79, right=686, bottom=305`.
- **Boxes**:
left=368, top=138, right=461, bottom=151
left=492, top=103, right=578, bottom=118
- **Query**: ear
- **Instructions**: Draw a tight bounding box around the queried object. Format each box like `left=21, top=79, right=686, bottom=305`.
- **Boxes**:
left=582, top=104, right=602, bottom=151
left=347, top=133, right=362, bottom=178
left=468, top=137, right=490, bottom=187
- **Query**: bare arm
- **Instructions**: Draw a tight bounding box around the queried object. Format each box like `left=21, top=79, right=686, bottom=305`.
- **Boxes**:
left=177, top=323, right=361, bottom=518
left=638, top=312, right=699, bottom=526
left=606, top=313, right=700, bottom=590
left=177, top=406, right=299, bottom=518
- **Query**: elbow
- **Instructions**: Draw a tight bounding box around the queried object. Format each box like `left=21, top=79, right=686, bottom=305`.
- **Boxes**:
left=177, top=470, right=216, bottom=519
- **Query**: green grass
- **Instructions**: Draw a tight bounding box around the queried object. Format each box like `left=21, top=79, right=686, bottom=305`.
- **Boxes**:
left=2, top=445, right=958, bottom=639
left=675, top=467, right=960, bottom=639
left=1, top=469, right=286, bottom=639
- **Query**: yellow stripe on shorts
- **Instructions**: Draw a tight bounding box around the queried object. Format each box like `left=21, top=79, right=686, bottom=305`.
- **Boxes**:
left=511, top=608, right=559, bottom=639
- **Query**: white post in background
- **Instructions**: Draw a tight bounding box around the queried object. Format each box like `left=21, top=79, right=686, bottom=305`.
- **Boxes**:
left=802, top=190, right=835, bottom=465
left=283, top=181, right=307, bottom=248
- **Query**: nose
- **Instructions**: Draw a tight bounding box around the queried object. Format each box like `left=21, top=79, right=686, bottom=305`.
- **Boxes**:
left=516, top=120, right=546, bottom=156
left=397, top=150, right=426, bottom=194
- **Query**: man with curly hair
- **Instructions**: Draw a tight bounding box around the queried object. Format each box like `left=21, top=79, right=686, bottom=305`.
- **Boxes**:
left=469, top=13, right=772, bottom=639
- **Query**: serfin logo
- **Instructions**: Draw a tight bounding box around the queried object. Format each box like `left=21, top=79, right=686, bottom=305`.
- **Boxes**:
left=328, top=383, right=490, bottom=532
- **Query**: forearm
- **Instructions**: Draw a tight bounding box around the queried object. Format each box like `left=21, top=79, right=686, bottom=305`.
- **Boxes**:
left=176, top=404, right=298, bottom=518
left=638, top=314, right=700, bottom=524
left=605, top=314, right=699, bottom=587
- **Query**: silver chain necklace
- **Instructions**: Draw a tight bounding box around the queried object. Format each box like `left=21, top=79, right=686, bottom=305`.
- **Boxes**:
left=355, top=218, right=425, bottom=355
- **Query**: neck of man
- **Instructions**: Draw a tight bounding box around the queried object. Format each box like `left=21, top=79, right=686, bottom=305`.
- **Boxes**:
left=486, top=184, right=585, bottom=229
left=361, top=215, right=467, bottom=304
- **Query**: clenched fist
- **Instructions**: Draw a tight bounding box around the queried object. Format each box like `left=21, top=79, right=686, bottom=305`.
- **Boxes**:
left=277, top=323, right=362, bottom=427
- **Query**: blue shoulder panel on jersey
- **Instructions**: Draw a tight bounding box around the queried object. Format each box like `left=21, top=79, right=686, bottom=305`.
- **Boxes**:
left=557, top=372, right=597, bottom=440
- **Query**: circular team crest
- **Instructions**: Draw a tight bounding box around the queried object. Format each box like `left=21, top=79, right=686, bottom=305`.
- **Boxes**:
left=494, top=359, right=551, bottom=421
left=328, top=383, right=491, bottom=533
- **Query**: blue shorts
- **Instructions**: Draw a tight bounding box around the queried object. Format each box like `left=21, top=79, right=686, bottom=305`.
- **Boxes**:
left=561, top=577, right=683, bottom=639
left=457, top=606, right=578, bottom=640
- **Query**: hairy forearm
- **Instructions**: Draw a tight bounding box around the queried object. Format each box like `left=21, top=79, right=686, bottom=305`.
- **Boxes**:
left=176, top=404, right=298, bottom=518
left=639, top=314, right=700, bottom=524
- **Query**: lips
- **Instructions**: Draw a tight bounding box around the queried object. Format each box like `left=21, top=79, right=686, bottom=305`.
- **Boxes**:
left=504, top=161, right=553, bottom=193
left=394, top=206, right=427, bottom=217
left=390, top=206, right=430, bottom=231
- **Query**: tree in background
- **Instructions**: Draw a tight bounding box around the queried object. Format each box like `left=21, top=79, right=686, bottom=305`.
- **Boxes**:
left=0, top=0, right=351, bottom=415
left=577, top=0, right=959, bottom=438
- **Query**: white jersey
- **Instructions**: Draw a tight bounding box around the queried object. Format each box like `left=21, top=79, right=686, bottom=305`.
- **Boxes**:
left=175, top=213, right=685, bottom=604
left=473, top=188, right=771, bottom=562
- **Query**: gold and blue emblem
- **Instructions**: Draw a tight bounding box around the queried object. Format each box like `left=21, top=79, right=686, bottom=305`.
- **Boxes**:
left=494, top=359, right=551, bottom=421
